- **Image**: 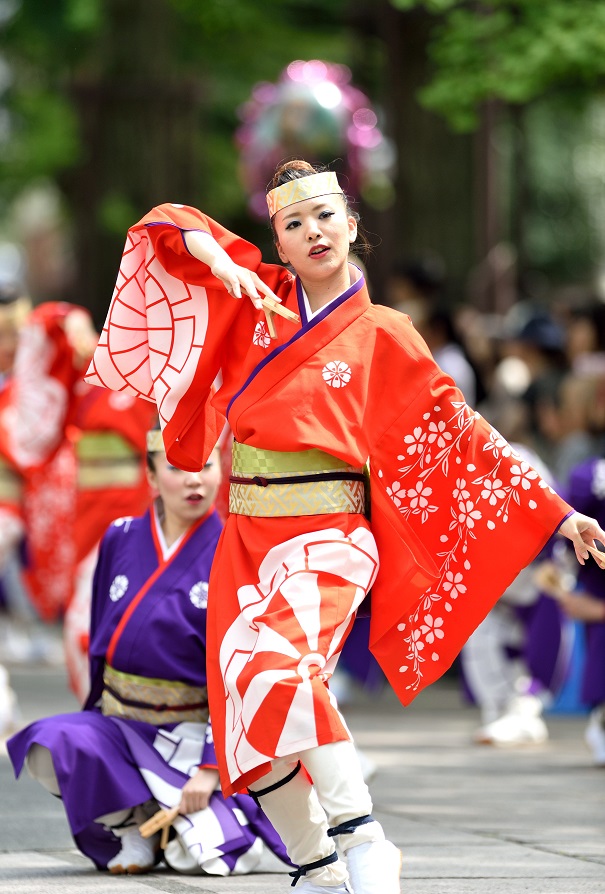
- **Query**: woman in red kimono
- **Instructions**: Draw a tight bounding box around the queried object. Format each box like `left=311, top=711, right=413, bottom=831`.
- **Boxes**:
left=7, top=301, right=156, bottom=696
left=86, top=160, right=605, bottom=894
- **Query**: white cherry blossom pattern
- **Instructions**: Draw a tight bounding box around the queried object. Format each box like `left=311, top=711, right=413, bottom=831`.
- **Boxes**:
left=384, top=398, right=558, bottom=694
left=442, top=571, right=466, bottom=600
left=403, top=426, right=427, bottom=457
left=399, top=480, right=438, bottom=524
left=455, top=498, right=482, bottom=531
left=322, top=360, right=352, bottom=388
left=386, top=481, right=404, bottom=508
left=483, top=428, right=515, bottom=459
left=420, top=614, right=444, bottom=644
left=426, top=420, right=452, bottom=450
left=452, top=478, right=470, bottom=502
left=481, top=478, right=506, bottom=505
left=109, top=574, right=129, bottom=602
left=252, top=320, right=271, bottom=349
left=510, top=461, right=539, bottom=490
left=189, top=580, right=209, bottom=609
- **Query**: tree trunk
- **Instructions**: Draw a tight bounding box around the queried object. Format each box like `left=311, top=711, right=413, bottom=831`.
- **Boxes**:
left=366, top=3, right=476, bottom=306
left=59, top=0, right=204, bottom=327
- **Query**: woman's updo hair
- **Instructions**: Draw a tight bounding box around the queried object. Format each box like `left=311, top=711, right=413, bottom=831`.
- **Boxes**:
left=146, top=419, right=162, bottom=471
left=267, top=159, right=371, bottom=260
left=268, top=158, right=321, bottom=191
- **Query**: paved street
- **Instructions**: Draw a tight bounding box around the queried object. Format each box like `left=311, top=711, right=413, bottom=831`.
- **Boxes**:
left=1, top=663, right=604, bottom=894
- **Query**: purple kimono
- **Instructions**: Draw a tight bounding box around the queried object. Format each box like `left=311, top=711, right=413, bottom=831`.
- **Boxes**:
left=8, top=506, right=290, bottom=874
left=563, top=458, right=605, bottom=707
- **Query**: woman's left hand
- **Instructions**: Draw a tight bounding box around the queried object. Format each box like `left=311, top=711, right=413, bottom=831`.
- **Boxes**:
left=178, top=767, right=220, bottom=815
left=558, top=512, right=605, bottom=566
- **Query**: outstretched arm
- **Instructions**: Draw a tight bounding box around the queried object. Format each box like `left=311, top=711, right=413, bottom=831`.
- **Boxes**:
left=558, top=512, right=605, bottom=566
left=183, top=230, right=280, bottom=310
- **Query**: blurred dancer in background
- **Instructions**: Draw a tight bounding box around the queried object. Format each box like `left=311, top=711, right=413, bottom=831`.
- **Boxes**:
left=536, top=452, right=605, bottom=765
left=461, top=444, right=571, bottom=746
left=6, top=301, right=155, bottom=700
left=0, top=283, right=31, bottom=734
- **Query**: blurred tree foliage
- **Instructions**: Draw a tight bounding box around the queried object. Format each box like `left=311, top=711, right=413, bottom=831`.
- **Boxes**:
left=2, top=0, right=603, bottom=315
left=391, top=0, right=605, bottom=130
left=388, top=0, right=605, bottom=293
left=0, top=0, right=356, bottom=317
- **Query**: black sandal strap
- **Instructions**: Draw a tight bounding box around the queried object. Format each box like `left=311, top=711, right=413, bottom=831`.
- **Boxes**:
left=247, top=761, right=302, bottom=806
left=288, top=850, right=339, bottom=887
left=328, top=814, right=374, bottom=837
left=230, top=471, right=365, bottom=487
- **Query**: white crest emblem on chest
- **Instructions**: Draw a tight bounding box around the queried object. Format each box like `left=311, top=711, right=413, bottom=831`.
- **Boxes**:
left=322, top=360, right=352, bottom=388
left=253, top=320, right=271, bottom=349
left=109, top=574, right=129, bottom=602
left=189, top=581, right=209, bottom=609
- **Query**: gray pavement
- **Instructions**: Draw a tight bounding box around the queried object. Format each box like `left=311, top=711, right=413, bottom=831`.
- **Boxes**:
left=1, top=664, right=604, bottom=894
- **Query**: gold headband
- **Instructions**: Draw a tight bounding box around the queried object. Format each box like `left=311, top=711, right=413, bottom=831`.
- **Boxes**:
left=266, top=171, right=343, bottom=219
left=146, top=430, right=164, bottom=453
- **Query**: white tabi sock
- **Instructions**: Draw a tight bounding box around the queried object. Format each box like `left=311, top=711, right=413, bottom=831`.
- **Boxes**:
left=299, top=741, right=402, bottom=894
left=249, top=757, right=349, bottom=887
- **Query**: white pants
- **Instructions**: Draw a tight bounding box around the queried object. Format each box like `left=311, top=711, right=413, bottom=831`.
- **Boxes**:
left=249, top=740, right=383, bottom=886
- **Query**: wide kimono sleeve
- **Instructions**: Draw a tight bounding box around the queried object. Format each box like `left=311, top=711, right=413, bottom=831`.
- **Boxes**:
left=8, top=303, right=84, bottom=471
left=365, top=309, right=573, bottom=705
left=84, top=204, right=288, bottom=471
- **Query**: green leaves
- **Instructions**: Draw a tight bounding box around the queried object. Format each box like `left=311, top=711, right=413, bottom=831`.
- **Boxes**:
left=390, top=0, right=605, bottom=130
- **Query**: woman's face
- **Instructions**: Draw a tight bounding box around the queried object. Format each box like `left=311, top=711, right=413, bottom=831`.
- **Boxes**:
left=147, top=447, right=222, bottom=527
left=273, top=194, right=357, bottom=283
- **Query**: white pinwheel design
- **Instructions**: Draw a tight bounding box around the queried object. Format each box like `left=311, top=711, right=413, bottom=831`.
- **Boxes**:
left=253, top=321, right=271, bottom=349
left=219, top=527, right=378, bottom=784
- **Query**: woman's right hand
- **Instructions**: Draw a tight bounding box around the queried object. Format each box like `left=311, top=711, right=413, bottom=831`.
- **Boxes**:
left=183, top=230, right=281, bottom=312
left=210, top=257, right=281, bottom=311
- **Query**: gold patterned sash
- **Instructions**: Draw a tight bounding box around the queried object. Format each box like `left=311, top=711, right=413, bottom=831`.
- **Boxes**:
left=101, top=664, right=209, bottom=726
left=76, top=432, right=141, bottom=489
left=229, top=443, right=366, bottom=517
left=0, top=457, right=22, bottom=506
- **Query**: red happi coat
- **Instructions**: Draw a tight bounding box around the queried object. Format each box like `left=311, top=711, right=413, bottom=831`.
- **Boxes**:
left=2, top=304, right=80, bottom=620
left=86, top=204, right=571, bottom=795
left=69, top=386, right=155, bottom=564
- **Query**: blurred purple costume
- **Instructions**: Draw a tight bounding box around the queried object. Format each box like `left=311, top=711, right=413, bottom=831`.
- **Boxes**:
left=564, top=458, right=605, bottom=707
left=7, top=508, right=289, bottom=873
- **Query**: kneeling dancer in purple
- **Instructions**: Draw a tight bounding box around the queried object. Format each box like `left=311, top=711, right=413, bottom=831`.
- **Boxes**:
left=7, top=427, right=291, bottom=877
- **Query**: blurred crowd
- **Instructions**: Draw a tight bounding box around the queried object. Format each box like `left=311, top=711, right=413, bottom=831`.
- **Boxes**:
left=1, top=258, right=604, bottom=766
left=387, top=258, right=605, bottom=764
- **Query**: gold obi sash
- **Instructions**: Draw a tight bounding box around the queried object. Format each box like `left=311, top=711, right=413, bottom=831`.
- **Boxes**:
left=76, top=432, right=141, bottom=489
left=229, top=442, right=366, bottom=518
left=0, top=456, right=22, bottom=506
left=101, top=665, right=209, bottom=726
